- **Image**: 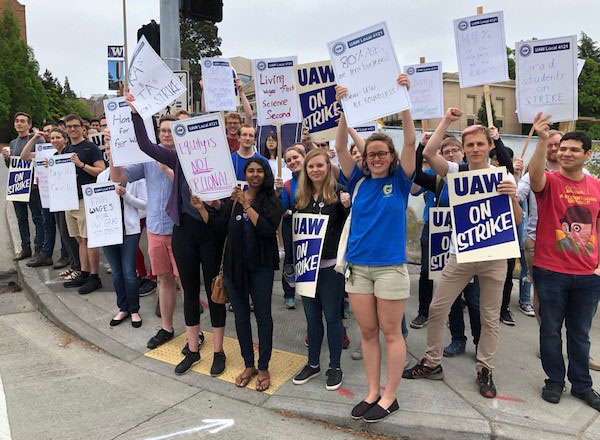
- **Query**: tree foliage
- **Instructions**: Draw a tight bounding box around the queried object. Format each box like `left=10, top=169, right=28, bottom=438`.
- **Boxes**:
left=476, top=96, right=499, bottom=128
left=506, top=46, right=515, bottom=80
left=40, top=70, right=91, bottom=122
left=577, top=32, right=600, bottom=139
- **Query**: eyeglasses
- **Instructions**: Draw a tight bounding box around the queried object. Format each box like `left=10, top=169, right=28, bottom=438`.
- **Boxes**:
left=366, top=151, right=390, bottom=160
left=315, top=143, right=328, bottom=148
left=442, top=148, right=461, bottom=156
left=159, top=129, right=172, bottom=134
left=66, top=124, right=81, bottom=129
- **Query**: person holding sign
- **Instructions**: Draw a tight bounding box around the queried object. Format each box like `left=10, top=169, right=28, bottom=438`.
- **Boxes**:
left=404, top=108, right=522, bottom=399
left=198, top=159, right=282, bottom=392
left=528, top=113, right=600, bottom=411
left=334, top=74, right=416, bottom=422
left=291, top=149, right=350, bottom=391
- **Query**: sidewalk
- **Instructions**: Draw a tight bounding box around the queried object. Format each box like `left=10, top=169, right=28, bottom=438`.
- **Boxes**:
left=6, top=206, right=600, bottom=440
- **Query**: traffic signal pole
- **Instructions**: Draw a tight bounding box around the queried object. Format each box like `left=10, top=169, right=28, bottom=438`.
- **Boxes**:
left=160, top=0, right=181, bottom=70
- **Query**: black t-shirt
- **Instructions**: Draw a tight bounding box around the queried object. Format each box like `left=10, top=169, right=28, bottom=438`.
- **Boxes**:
left=64, top=139, right=104, bottom=199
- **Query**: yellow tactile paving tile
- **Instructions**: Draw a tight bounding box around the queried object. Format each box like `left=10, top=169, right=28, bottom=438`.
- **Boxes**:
left=145, top=332, right=307, bottom=395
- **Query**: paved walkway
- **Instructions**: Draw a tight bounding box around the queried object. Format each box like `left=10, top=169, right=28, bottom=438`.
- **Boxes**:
left=6, top=206, right=600, bottom=440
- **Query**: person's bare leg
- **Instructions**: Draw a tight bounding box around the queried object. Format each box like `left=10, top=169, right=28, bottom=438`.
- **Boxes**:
left=377, top=298, right=407, bottom=408
left=76, top=237, right=89, bottom=272
left=159, top=272, right=177, bottom=330
left=186, top=324, right=200, bottom=352
left=212, top=326, right=224, bottom=352
left=87, top=245, right=99, bottom=275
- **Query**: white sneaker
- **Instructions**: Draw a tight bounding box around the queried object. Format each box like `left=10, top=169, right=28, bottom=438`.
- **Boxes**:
left=519, top=303, right=535, bottom=317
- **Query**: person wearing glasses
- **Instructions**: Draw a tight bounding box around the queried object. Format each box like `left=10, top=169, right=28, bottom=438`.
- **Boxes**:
left=404, top=110, right=522, bottom=400
left=262, top=132, right=292, bottom=182
left=333, top=74, right=416, bottom=423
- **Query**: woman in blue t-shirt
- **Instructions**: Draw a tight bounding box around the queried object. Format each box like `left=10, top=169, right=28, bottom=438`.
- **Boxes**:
left=333, top=74, right=415, bottom=423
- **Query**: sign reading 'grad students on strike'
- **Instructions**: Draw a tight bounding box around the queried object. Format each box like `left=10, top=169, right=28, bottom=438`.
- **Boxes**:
left=447, top=167, right=520, bottom=263
left=453, top=11, right=509, bottom=88
left=428, top=207, right=452, bottom=281
left=201, top=58, right=237, bottom=112
left=82, top=182, right=123, bottom=249
left=515, top=35, right=578, bottom=124
left=171, top=113, right=236, bottom=201
left=292, top=213, right=329, bottom=298
left=327, top=21, right=411, bottom=127
left=404, top=62, right=444, bottom=120
left=128, top=35, right=187, bottom=119
left=253, top=56, right=302, bottom=127
left=6, top=157, right=33, bottom=202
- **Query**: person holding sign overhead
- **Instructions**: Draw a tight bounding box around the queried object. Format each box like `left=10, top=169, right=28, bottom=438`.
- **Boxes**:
left=404, top=108, right=522, bottom=399
left=334, top=74, right=415, bottom=423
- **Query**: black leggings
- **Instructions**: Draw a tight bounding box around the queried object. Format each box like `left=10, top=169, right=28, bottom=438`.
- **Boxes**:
left=172, top=214, right=226, bottom=328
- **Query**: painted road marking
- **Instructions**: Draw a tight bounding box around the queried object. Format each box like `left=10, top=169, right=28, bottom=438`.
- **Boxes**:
left=144, top=419, right=234, bottom=439
left=0, top=372, right=12, bottom=440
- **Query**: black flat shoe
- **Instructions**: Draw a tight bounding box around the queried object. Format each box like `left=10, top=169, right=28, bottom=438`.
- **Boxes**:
left=131, top=317, right=143, bottom=328
left=363, top=399, right=399, bottom=423
left=351, top=396, right=380, bottom=419
left=110, top=313, right=130, bottom=327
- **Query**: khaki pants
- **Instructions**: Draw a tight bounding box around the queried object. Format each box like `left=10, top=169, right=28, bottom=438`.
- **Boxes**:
left=425, top=254, right=507, bottom=371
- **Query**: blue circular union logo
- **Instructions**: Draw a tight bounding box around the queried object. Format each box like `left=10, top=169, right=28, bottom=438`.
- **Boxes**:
left=458, top=20, right=469, bottom=31
left=520, top=44, right=533, bottom=57
left=107, top=101, right=118, bottom=112
left=174, top=124, right=186, bottom=137
left=48, top=158, right=54, bottom=166
left=256, top=61, right=267, bottom=71
left=84, top=187, right=93, bottom=197
left=332, top=42, right=346, bottom=56
left=204, top=60, right=212, bottom=68
left=406, top=67, right=415, bottom=75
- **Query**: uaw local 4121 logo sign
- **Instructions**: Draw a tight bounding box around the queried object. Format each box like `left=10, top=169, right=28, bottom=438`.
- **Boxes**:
left=332, top=41, right=346, bottom=56
left=174, top=124, right=186, bottom=137
left=256, top=61, right=267, bottom=71
left=107, top=101, right=118, bottom=112
left=519, top=44, right=533, bottom=57
left=204, top=60, right=212, bottom=68
left=48, top=158, right=54, bottom=166
left=406, top=67, right=415, bottom=75
left=85, top=187, right=93, bottom=197
left=457, top=20, right=469, bottom=31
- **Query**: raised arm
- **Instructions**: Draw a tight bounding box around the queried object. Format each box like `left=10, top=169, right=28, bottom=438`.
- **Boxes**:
left=398, top=75, right=416, bottom=179
left=412, top=139, right=436, bottom=193
left=348, top=126, right=365, bottom=153
left=20, top=130, right=44, bottom=161
left=236, top=78, right=253, bottom=124
left=423, top=108, right=462, bottom=177
left=332, top=106, right=355, bottom=180
left=528, top=112, right=551, bottom=193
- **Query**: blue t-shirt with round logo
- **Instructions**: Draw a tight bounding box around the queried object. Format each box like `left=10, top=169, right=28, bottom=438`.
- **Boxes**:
left=343, top=164, right=413, bottom=266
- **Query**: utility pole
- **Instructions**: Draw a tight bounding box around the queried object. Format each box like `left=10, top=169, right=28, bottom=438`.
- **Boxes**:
left=160, top=0, right=181, bottom=70
left=120, top=0, right=129, bottom=96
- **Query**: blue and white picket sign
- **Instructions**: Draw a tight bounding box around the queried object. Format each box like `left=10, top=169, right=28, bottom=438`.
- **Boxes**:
left=447, top=166, right=520, bottom=263
left=428, top=207, right=452, bottom=281
left=292, top=213, right=329, bottom=298
left=82, top=182, right=123, bottom=248
left=6, top=157, right=33, bottom=202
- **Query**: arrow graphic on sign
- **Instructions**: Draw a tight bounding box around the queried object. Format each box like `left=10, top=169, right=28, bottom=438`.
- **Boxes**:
left=144, top=419, right=234, bottom=439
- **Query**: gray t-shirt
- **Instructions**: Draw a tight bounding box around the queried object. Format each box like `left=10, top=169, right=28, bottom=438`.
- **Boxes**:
left=9, top=134, right=43, bottom=156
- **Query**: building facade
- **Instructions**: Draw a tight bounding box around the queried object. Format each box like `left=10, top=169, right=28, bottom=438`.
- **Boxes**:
left=0, top=0, right=27, bottom=42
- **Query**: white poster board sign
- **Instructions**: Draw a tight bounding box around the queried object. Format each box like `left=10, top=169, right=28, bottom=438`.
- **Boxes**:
left=82, top=182, right=123, bottom=248
left=577, top=58, right=586, bottom=78
left=327, top=21, right=411, bottom=126
left=292, top=213, right=329, bottom=298
left=48, top=154, right=79, bottom=212
left=404, top=62, right=444, bottom=120
left=128, top=35, right=187, bottom=119
left=103, top=97, right=155, bottom=166
left=447, top=167, right=520, bottom=263
left=253, top=56, right=302, bottom=126
left=453, top=11, right=509, bottom=88
left=428, top=207, right=452, bottom=281
left=171, top=113, right=236, bottom=201
left=6, top=157, right=33, bottom=202
left=201, top=58, right=237, bottom=112
left=34, top=158, right=50, bottom=209
left=515, top=36, right=578, bottom=123
left=34, top=143, right=57, bottom=160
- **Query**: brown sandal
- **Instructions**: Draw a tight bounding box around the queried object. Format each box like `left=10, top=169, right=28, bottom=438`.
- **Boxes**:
left=59, top=269, right=74, bottom=278
left=256, top=370, right=270, bottom=392
left=235, top=367, right=257, bottom=388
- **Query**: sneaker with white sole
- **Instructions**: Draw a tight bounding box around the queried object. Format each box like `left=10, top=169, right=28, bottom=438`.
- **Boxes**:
left=326, top=368, right=343, bottom=390
left=518, top=303, right=535, bottom=317
left=293, top=365, right=320, bottom=385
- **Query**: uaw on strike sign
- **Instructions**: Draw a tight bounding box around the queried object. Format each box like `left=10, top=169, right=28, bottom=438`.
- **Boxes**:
left=292, top=213, right=329, bottom=298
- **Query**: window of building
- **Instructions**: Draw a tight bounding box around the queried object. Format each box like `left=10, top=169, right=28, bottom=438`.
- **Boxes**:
left=495, top=98, right=504, bottom=117
left=466, top=95, right=476, bottom=116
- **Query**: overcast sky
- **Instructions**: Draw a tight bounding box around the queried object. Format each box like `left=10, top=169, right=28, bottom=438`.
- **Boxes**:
left=20, top=0, right=600, bottom=98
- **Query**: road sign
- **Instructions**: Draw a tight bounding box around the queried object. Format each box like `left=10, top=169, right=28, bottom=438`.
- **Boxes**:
left=108, top=45, right=124, bottom=59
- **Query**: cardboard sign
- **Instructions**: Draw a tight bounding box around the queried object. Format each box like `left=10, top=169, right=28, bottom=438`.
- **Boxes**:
left=171, top=113, right=236, bottom=201
left=103, top=97, right=156, bottom=166
left=453, top=11, right=509, bottom=88
left=447, top=167, right=520, bottom=263
left=253, top=56, right=302, bottom=126
left=428, top=207, right=452, bottom=281
left=48, top=154, right=79, bottom=212
left=329, top=121, right=379, bottom=150
left=296, top=60, right=340, bottom=141
left=82, top=182, right=123, bottom=248
left=35, top=158, right=50, bottom=209
left=6, top=157, right=33, bottom=202
left=128, top=35, right=187, bottom=119
left=404, top=62, right=444, bottom=120
left=34, top=143, right=57, bottom=159
left=89, top=133, right=106, bottom=148
left=327, top=22, right=410, bottom=126
left=292, top=213, right=329, bottom=298
left=201, top=57, right=237, bottom=112
left=515, top=36, right=578, bottom=123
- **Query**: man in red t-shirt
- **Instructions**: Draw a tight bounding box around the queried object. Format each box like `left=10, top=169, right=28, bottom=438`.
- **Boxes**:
left=529, top=112, right=600, bottom=412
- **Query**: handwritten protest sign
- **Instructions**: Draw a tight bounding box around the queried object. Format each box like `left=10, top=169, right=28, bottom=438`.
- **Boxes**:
left=103, top=97, right=155, bottom=166
left=201, top=58, right=237, bottom=112
left=171, top=113, right=236, bottom=201
left=428, top=207, right=452, bottom=281
left=128, top=35, right=187, bottom=119
left=515, top=36, right=578, bottom=123
left=34, top=158, right=50, bottom=208
left=89, top=133, right=106, bottom=149
left=292, top=213, right=329, bottom=298
left=327, top=22, right=410, bottom=126
left=48, top=154, right=78, bottom=212
left=404, top=62, right=444, bottom=120
left=296, top=61, right=340, bottom=141
left=447, top=167, right=520, bottom=263
left=6, top=157, right=33, bottom=202
left=82, top=182, right=123, bottom=248
left=253, top=56, right=302, bottom=126
left=453, top=11, right=509, bottom=88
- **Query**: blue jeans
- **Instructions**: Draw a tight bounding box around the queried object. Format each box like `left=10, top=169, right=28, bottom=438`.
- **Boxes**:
left=225, top=267, right=274, bottom=370
left=448, top=277, right=481, bottom=345
left=302, top=267, right=344, bottom=369
left=518, top=246, right=532, bottom=305
left=41, top=208, right=56, bottom=258
left=103, top=234, right=140, bottom=313
left=13, top=188, right=43, bottom=248
left=533, top=267, right=600, bottom=393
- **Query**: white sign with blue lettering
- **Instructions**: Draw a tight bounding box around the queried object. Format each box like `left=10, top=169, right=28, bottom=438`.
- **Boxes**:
left=447, top=167, right=520, bottom=263
left=428, top=207, right=452, bottom=281
left=327, top=22, right=410, bottom=126
left=34, top=143, right=57, bottom=160
left=6, top=157, right=33, bottom=202
left=515, top=36, right=578, bottom=123
left=404, top=62, right=444, bottom=120
left=48, top=154, right=78, bottom=212
left=83, top=182, right=123, bottom=248
left=292, top=213, right=329, bottom=298
left=453, top=11, right=509, bottom=88
left=201, top=58, right=237, bottom=112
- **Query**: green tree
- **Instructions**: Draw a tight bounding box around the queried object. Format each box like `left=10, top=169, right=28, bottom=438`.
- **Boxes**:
left=180, top=16, right=222, bottom=104
left=577, top=32, right=600, bottom=139
left=506, top=46, right=515, bottom=80
left=63, top=76, right=76, bottom=99
left=0, top=6, right=48, bottom=141
left=579, top=32, right=600, bottom=63
left=476, top=96, right=499, bottom=128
